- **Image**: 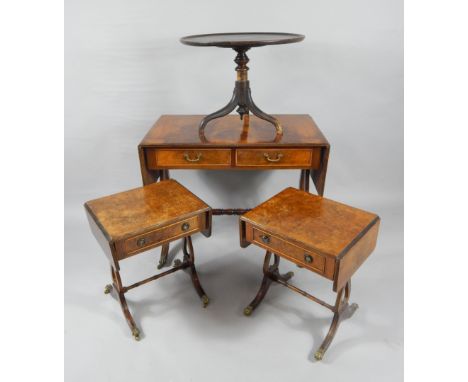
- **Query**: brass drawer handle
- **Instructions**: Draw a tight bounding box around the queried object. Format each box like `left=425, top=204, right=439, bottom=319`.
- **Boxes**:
left=137, top=238, right=147, bottom=247
left=260, top=235, right=270, bottom=244
left=304, top=254, right=313, bottom=263
left=181, top=222, right=190, bottom=231
left=263, top=152, right=283, bottom=162
left=184, top=153, right=202, bottom=162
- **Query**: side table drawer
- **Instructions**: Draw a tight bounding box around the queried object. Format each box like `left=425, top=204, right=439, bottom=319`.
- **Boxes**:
left=252, top=227, right=326, bottom=276
left=146, top=149, right=231, bottom=168
left=122, top=215, right=200, bottom=257
left=235, top=149, right=316, bottom=168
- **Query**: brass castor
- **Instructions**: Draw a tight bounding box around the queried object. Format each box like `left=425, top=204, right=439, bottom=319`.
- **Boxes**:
left=173, top=259, right=182, bottom=267
left=285, top=271, right=294, bottom=278
left=243, top=305, right=253, bottom=316
left=314, top=349, right=324, bottom=361
left=132, top=328, right=141, bottom=341
left=104, top=284, right=112, bottom=294
left=201, top=295, right=210, bottom=308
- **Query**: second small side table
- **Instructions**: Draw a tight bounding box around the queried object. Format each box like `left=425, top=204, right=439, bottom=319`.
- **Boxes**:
left=239, top=188, right=380, bottom=360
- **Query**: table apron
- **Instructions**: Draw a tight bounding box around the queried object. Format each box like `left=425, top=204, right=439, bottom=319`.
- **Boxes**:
left=143, top=147, right=323, bottom=170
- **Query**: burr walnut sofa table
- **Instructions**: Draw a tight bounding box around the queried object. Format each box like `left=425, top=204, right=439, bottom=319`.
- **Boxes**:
left=239, top=187, right=380, bottom=360
left=138, top=114, right=330, bottom=268
left=84, top=180, right=212, bottom=340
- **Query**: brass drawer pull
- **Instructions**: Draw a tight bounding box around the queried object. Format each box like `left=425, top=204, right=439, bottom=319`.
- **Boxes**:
left=181, top=222, right=190, bottom=231
left=183, top=153, right=202, bottom=162
left=263, top=152, right=283, bottom=162
left=304, top=254, right=313, bottom=263
left=260, top=235, right=270, bottom=244
left=137, top=238, right=147, bottom=247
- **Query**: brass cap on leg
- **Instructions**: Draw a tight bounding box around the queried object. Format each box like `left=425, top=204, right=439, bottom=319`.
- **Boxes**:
left=314, top=349, right=324, bottom=361
left=201, top=295, right=210, bottom=308
left=132, top=327, right=140, bottom=341
left=243, top=305, right=253, bottom=316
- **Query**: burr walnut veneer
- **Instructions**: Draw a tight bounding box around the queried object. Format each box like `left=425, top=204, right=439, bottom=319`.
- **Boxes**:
left=139, top=114, right=328, bottom=180
left=239, top=187, right=380, bottom=360
left=85, top=180, right=211, bottom=340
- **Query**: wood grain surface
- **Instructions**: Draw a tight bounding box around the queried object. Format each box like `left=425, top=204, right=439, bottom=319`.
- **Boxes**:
left=84, top=180, right=210, bottom=242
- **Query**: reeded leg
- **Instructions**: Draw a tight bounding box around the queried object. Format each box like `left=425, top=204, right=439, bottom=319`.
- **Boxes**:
left=314, top=281, right=358, bottom=361
left=184, top=236, right=210, bottom=308
left=109, top=266, right=141, bottom=341
left=244, top=251, right=275, bottom=316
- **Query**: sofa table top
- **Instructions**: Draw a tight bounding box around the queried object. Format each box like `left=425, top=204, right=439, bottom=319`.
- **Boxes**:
left=139, top=115, right=329, bottom=148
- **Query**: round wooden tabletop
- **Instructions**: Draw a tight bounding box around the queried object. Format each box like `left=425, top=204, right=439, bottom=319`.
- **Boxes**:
left=180, top=32, right=305, bottom=48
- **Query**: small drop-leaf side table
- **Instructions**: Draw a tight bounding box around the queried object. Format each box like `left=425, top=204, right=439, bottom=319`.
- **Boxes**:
left=84, top=180, right=212, bottom=340
left=239, top=187, right=380, bottom=360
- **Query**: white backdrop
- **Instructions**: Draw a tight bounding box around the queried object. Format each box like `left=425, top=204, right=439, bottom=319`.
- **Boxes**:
left=65, top=1, right=403, bottom=381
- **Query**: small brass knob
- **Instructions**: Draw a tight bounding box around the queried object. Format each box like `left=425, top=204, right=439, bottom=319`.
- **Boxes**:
left=137, top=238, right=146, bottom=247
left=260, top=235, right=270, bottom=244
left=181, top=222, right=190, bottom=231
left=304, top=254, right=313, bottom=263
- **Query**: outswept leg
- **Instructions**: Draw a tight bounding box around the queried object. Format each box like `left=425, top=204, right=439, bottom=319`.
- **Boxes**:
left=245, top=86, right=282, bottom=135
left=184, top=236, right=210, bottom=307
left=243, top=252, right=358, bottom=360
left=108, top=266, right=141, bottom=341
left=199, top=90, right=239, bottom=136
left=244, top=251, right=294, bottom=316
left=104, top=234, right=209, bottom=340
left=273, top=254, right=295, bottom=282
left=244, top=251, right=273, bottom=316
left=198, top=47, right=282, bottom=138
left=314, top=281, right=359, bottom=361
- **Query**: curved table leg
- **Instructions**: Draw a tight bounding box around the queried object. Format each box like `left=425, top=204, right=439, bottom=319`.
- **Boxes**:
left=199, top=91, right=239, bottom=137
left=244, top=251, right=273, bottom=316
left=244, top=252, right=294, bottom=316
left=273, top=254, right=295, bottom=282
left=181, top=236, right=210, bottom=307
left=108, top=266, right=141, bottom=341
left=314, top=281, right=359, bottom=361
left=245, top=86, right=282, bottom=135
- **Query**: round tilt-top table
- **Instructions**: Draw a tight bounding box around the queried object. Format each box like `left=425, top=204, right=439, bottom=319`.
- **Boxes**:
left=180, top=32, right=305, bottom=137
